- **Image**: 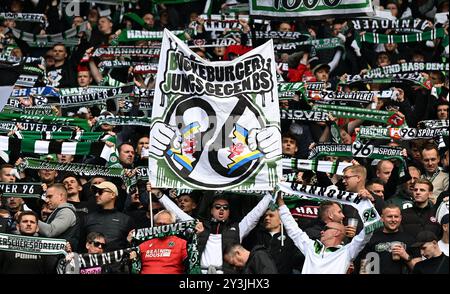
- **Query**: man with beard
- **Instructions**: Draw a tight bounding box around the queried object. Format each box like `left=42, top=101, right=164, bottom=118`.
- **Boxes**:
left=359, top=204, right=419, bottom=274
left=387, top=166, right=421, bottom=210
left=118, top=142, right=135, bottom=169
left=0, top=211, right=57, bottom=273
left=402, top=179, right=441, bottom=238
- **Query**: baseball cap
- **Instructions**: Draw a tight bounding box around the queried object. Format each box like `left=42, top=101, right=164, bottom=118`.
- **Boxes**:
left=308, top=56, right=330, bottom=75
left=412, top=231, right=439, bottom=247
left=93, top=181, right=118, bottom=195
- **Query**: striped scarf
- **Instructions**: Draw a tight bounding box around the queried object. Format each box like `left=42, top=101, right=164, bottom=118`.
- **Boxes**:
left=418, top=120, right=449, bottom=129
left=0, top=136, right=115, bottom=159
left=282, top=158, right=352, bottom=176
left=358, top=28, right=445, bottom=44
left=59, top=85, right=132, bottom=107
left=14, top=131, right=113, bottom=142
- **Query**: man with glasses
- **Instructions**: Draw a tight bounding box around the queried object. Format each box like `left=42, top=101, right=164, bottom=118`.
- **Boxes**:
left=86, top=232, right=107, bottom=254
left=276, top=195, right=373, bottom=274
left=154, top=188, right=274, bottom=274
left=341, top=165, right=374, bottom=239
left=83, top=181, right=134, bottom=252
left=131, top=210, right=188, bottom=274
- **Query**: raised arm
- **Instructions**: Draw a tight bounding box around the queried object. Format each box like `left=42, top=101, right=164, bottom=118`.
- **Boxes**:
left=277, top=196, right=311, bottom=255
left=238, top=192, right=273, bottom=241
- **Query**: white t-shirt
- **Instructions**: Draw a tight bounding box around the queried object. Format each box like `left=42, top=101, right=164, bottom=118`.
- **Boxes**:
left=201, top=234, right=223, bottom=270
left=438, top=240, right=449, bottom=257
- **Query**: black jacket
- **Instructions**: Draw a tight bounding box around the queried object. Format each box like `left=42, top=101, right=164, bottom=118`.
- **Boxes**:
left=197, top=220, right=240, bottom=274
left=243, top=245, right=278, bottom=274
left=83, top=209, right=134, bottom=252
left=402, top=204, right=441, bottom=239
left=244, top=226, right=304, bottom=274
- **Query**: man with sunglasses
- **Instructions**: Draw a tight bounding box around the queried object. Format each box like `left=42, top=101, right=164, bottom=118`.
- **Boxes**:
left=153, top=185, right=274, bottom=274
left=276, top=195, right=373, bottom=274
left=83, top=181, right=134, bottom=252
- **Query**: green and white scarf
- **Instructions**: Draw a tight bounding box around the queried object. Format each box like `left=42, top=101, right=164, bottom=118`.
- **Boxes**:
left=277, top=182, right=382, bottom=233
left=0, top=136, right=115, bottom=158
left=14, top=131, right=113, bottom=142
left=10, top=22, right=89, bottom=47
left=308, top=141, right=403, bottom=160
left=132, top=220, right=200, bottom=274
left=282, top=158, right=352, bottom=176
left=0, top=120, right=75, bottom=133
left=352, top=18, right=432, bottom=33
left=17, top=157, right=125, bottom=178
left=358, top=28, right=445, bottom=44
left=340, top=74, right=431, bottom=89
left=313, top=104, right=405, bottom=126
left=0, top=233, right=67, bottom=255
left=0, top=112, right=90, bottom=131
left=358, top=126, right=448, bottom=140
left=0, top=182, right=43, bottom=198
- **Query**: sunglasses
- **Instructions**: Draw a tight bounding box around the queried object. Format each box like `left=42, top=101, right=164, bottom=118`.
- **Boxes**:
left=214, top=204, right=229, bottom=210
left=95, top=188, right=113, bottom=195
left=90, top=241, right=106, bottom=249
